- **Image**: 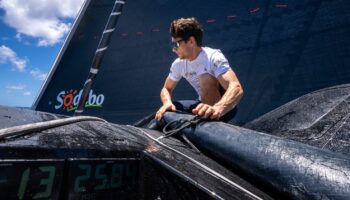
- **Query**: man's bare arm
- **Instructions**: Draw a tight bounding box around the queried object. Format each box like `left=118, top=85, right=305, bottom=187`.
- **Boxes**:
left=155, top=77, right=178, bottom=120
left=212, top=70, right=243, bottom=118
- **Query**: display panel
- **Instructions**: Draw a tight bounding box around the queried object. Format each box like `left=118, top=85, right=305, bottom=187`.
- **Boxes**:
left=66, top=158, right=139, bottom=200
left=0, top=159, right=64, bottom=200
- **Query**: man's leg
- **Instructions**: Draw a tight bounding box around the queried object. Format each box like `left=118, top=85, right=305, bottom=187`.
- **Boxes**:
left=199, top=74, right=238, bottom=123
left=199, top=74, right=221, bottom=105
left=174, top=100, right=237, bottom=123
left=173, top=100, right=201, bottom=113
left=147, top=100, right=199, bottom=130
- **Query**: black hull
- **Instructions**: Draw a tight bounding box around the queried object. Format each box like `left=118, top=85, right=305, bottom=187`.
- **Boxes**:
left=3, top=0, right=350, bottom=199
left=0, top=106, right=271, bottom=200
left=1, top=83, right=350, bottom=199
left=163, top=112, right=350, bottom=199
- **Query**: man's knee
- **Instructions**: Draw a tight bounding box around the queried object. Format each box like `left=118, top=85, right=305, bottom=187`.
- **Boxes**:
left=200, top=74, right=219, bottom=88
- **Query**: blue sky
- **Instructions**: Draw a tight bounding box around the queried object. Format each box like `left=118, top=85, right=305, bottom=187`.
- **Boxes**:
left=0, top=0, right=84, bottom=107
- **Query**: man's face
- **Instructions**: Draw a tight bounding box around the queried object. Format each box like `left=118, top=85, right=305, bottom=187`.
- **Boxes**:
left=171, top=37, right=188, bottom=59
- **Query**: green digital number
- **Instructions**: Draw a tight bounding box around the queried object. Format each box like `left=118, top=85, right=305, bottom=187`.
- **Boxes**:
left=111, top=164, right=122, bottom=188
left=74, top=164, right=91, bottom=193
left=17, top=168, right=30, bottom=200
left=33, top=166, right=56, bottom=199
left=18, top=166, right=56, bottom=199
left=94, top=164, right=108, bottom=190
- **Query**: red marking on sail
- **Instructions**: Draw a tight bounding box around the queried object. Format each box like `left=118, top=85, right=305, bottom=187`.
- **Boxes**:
left=275, top=4, right=288, bottom=8
left=152, top=28, right=160, bottom=32
left=121, top=33, right=128, bottom=36
left=137, top=32, right=144, bottom=35
left=250, top=7, right=260, bottom=13
left=227, top=15, right=237, bottom=20
left=206, top=19, right=216, bottom=23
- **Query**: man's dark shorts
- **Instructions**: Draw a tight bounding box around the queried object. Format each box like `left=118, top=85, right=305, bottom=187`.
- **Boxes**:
left=173, top=100, right=237, bottom=123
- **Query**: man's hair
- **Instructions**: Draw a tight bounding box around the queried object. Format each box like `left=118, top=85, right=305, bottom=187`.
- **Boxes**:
left=170, top=17, right=203, bottom=46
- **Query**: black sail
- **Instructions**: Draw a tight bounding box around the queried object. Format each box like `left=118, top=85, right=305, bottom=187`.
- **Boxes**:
left=33, top=0, right=350, bottom=124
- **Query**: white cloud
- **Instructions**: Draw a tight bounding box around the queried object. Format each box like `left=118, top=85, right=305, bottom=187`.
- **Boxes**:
left=15, top=33, right=22, bottom=41
left=30, top=68, right=47, bottom=81
left=0, top=0, right=84, bottom=46
left=6, top=84, right=26, bottom=90
left=0, top=45, right=27, bottom=71
left=23, top=91, right=32, bottom=96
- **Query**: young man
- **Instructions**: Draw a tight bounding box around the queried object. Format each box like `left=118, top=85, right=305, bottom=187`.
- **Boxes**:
left=155, top=17, right=243, bottom=122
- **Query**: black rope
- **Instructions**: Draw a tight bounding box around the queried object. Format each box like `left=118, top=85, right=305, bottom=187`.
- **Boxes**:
left=162, top=116, right=201, bottom=137
left=133, top=112, right=156, bottom=127
left=161, top=116, right=202, bottom=154
left=180, top=134, right=201, bottom=154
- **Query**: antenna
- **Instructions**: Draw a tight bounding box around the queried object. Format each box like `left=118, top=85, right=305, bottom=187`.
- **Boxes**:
left=74, top=0, right=126, bottom=116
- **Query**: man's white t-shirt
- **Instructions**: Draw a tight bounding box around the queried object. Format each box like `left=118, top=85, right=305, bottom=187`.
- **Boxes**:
left=168, top=47, right=231, bottom=100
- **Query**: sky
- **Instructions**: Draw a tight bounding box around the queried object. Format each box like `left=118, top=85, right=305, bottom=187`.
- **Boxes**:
left=0, top=0, right=85, bottom=107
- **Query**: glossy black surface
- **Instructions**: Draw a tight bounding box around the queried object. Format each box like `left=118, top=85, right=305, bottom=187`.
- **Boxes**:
left=244, top=84, right=350, bottom=156
left=4, top=0, right=350, bottom=198
left=162, top=110, right=350, bottom=200
left=0, top=106, right=270, bottom=199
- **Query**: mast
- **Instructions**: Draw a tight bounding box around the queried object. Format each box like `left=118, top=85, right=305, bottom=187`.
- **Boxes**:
left=74, top=0, right=126, bottom=116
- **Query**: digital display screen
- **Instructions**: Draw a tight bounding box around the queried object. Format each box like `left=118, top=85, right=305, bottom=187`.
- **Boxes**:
left=0, top=158, right=139, bottom=199
left=0, top=159, right=64, bottom=200
left=66, top=158, right=139, bottom=200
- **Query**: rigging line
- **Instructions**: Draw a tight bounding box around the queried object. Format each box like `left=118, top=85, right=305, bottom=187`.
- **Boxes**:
left=159, top=116, right=202, bottom=154
left=0, top=116, right=107, bottom=139
left=143, top=152, right=224, bottom=200
left=161, top=116, right=201, bottom=137
left=75, top=0, right=126, bottom=116
left=127, top=125, right=264, bottom=200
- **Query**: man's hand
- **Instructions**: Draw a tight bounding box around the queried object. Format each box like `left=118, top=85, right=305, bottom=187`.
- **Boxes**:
left=192, top=103, right=223, bottom=120
left=155, top=103, right=177, bottom=121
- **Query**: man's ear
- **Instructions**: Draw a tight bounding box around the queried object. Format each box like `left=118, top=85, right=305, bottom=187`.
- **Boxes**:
left=189, top=36, right=196, bottom=46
